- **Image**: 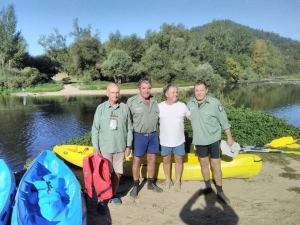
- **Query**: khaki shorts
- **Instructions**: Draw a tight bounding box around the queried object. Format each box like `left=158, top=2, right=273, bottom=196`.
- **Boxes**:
left=101, top=152, right=125, bottom=174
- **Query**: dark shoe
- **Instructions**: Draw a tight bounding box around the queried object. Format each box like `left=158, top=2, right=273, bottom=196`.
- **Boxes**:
left=147, top=183, right=163, bottom=193
left=217, top=192, right=230, bottom=204
left=203, top=187, right=213, bottom=195
left=111, top=195, right=122, bottom=205
left=97, top=201, right=106, bottom=215
left=130, top=186, right=138, bottom=197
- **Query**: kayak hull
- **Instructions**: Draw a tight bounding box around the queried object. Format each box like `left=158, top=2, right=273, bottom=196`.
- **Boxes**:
left=0, top=159, right=16, bottom=225
left=11, top=150, right=87, bottom=225
left=53, top=145, right=262, bottom=180
left=123, top=153, right=262, bottom=180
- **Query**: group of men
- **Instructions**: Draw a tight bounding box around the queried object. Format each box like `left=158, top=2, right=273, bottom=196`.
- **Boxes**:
left=91, top=78, right=234, bottom=215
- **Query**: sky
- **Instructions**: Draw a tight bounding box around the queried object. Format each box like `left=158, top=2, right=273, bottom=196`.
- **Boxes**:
left=1, top=0, right=300, bottom=56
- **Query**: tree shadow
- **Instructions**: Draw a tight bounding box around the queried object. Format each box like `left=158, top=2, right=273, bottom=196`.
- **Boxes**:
left=180, top=189, right=239, bottom=225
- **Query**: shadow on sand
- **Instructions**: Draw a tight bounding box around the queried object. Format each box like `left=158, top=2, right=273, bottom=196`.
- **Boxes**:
left=180, top=189, right=239, bottom=225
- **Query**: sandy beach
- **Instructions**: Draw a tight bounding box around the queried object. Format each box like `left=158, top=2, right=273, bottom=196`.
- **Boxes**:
left=73, top=159, right=300, bottom=225
left=12, top=84, right=194, bottom=97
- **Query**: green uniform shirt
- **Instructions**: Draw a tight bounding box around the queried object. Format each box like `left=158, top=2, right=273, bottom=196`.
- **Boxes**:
left=187, top=96, right=231, bottom=145
left=126, top=94, right=159, bottom=133
left=91, top=101, right=133, bottom=153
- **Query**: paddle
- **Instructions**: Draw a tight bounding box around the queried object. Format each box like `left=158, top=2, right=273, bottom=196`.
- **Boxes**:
left=240, top=146, right=300, bottom=155
left=267, top=136, right=298, bottom=148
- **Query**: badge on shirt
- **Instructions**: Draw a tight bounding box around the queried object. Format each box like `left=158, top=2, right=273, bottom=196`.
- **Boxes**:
left=110, top=115, right=118, bottom=130
left=218, top=105, right=223, bottom=112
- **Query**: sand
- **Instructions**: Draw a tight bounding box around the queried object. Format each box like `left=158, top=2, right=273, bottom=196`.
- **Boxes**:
left=75, top=159, right=300, bottom=225
left=12, top=84, right=194, bottom=97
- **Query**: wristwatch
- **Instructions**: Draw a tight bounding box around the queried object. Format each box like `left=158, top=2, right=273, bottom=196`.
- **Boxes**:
left=126, top=146, right=132, bottom=149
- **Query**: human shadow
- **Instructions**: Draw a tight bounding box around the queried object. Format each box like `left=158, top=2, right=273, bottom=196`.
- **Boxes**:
left=180, top=189, right=239, bottom=225
left=84, top=186, right=113, bottom=225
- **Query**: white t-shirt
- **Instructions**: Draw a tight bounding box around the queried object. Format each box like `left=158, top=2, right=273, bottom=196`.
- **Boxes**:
left=158, top=101, right=191, bottom=147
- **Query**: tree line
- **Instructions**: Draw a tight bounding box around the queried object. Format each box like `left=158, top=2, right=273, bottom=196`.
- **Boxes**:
left=1, top=4, right=300, bottom=91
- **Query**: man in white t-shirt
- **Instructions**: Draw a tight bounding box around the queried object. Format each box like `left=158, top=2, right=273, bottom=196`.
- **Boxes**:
left=159, top=84, right=191, bottom=191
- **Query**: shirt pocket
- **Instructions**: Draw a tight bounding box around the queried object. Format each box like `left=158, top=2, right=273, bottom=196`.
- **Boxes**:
left=201, top=111, right=218, bottom=128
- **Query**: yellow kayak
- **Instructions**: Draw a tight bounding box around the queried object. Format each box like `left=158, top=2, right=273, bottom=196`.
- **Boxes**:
left=53, top=145, right=263, bottom=180
left=53, top=145, right=93, bottom=167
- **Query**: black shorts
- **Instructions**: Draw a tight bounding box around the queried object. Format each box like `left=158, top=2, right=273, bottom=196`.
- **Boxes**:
left=195, top=140, right=221, bottom=159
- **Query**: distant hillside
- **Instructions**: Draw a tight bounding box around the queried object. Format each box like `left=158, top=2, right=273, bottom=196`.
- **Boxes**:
left=191, top=20, right=300, bottom=75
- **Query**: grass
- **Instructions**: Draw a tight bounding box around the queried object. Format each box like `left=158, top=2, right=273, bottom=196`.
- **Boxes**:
left=24, top=82, right=64, bottom=93
left=279, top=172, right=300, bottom=180
left=287, top=186, right=300, bottom=194
left=282, top=166, right=297, bottom=173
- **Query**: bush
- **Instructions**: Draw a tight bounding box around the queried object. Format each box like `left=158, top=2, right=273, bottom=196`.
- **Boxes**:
left=63, top=106, right=300, bottom=149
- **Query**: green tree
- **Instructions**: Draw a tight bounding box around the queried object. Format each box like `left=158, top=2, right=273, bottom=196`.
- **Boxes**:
left=38, top=28, right=68, bottom=71
left=168, top=37, right=186, bottom=61
left=119, top=34, right=145, bottom=62
left=226, top=57, right=242, bottom=82
left=203, top=21, right=229, bottom=62
left=196, top=62, right=222, bottom=86
left=101, top=49, right=132, bottom=83
left=140, top=44, right=170, bottom=83
left=69, top=18, right=95, bottom=40
left=69, top=36, right=104, bottom=79
left=228, top=27, right=255, bottom=55
left=104, top=30, right=122, bottom=57
left=265, top=41, right=285, bottom=76
left=170, top=58, right=197, bottom=82
left=0, top=4, right=27, bottom=71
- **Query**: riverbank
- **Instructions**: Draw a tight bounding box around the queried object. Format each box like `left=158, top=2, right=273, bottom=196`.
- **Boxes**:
left=12, top=84, right=194, bottom=97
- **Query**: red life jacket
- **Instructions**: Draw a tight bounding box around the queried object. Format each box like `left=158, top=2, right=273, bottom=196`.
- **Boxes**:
left=83, top=154, right=113, bottom=201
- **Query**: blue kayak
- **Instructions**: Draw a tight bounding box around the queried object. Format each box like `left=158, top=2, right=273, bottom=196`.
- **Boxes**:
left=0, top=159, right=16, bottom=225
left=11, top=150, right=87, bottom=225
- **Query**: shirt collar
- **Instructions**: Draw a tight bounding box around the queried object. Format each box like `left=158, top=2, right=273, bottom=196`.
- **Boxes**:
left=137, top=94, right=154, bottom=104
left=105, top=100, right=120, bottom=108
left=192, top=96, right=211, bottom=104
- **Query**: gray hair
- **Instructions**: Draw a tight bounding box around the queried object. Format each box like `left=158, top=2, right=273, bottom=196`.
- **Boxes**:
left=138, top=77, right=152, bottom=88
left=163, top=84, right=177, bottom=99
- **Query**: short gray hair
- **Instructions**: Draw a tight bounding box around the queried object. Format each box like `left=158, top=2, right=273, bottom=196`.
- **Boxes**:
left=138, top=77, right=152, bottom=88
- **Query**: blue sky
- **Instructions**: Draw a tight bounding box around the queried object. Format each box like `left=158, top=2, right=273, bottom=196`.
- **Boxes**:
left=1, top=0, right=300, bottom=56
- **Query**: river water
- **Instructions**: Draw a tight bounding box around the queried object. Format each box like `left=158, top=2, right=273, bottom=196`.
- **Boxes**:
left=1, top=83, right=300, bottom=171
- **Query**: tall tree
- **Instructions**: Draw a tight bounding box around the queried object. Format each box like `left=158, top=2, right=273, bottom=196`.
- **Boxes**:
left=228, top=27, right=255, bottom=55
left=226, top=57, right=242, bottom=82
left=38, top=28, right=68, bottom=71
left=140, top=44, right=170, bottom=83
left=69, top=18, right=100, bottom=40
left=0, top=4, right=27, bottom=71
left=203, top=21, right=229, bottom=62
left=252, top=39, right=269, bottom=75
left=104, top=30, right=122, bottom=57
left=119, top=34, right=145, bottom=62
left=69, top=36, right=104, bottom=78
left=101, top=49, right=132, bottom=83
left=265, top=41, right=285, bottom=76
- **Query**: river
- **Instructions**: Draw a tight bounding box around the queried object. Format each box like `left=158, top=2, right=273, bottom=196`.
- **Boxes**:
left=0, top=83, right=300, bottom=171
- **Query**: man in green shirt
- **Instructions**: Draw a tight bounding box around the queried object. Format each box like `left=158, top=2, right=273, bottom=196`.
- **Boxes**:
left=127, top=77, right=163, bottom=197
left=92, top=83, right=133, bottom=214
left=187, top=80, right=234, bottom=204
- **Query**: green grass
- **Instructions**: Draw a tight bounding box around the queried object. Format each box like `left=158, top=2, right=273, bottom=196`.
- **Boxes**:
left=282, top=166, right=297, bottom=173
left=287, top=186, right=300, bottom=194
left=24, top=82, right=64, bottom=93
left=279, top=172, right=300, bottom=180
left=77, top=81, right=192, bottom=91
